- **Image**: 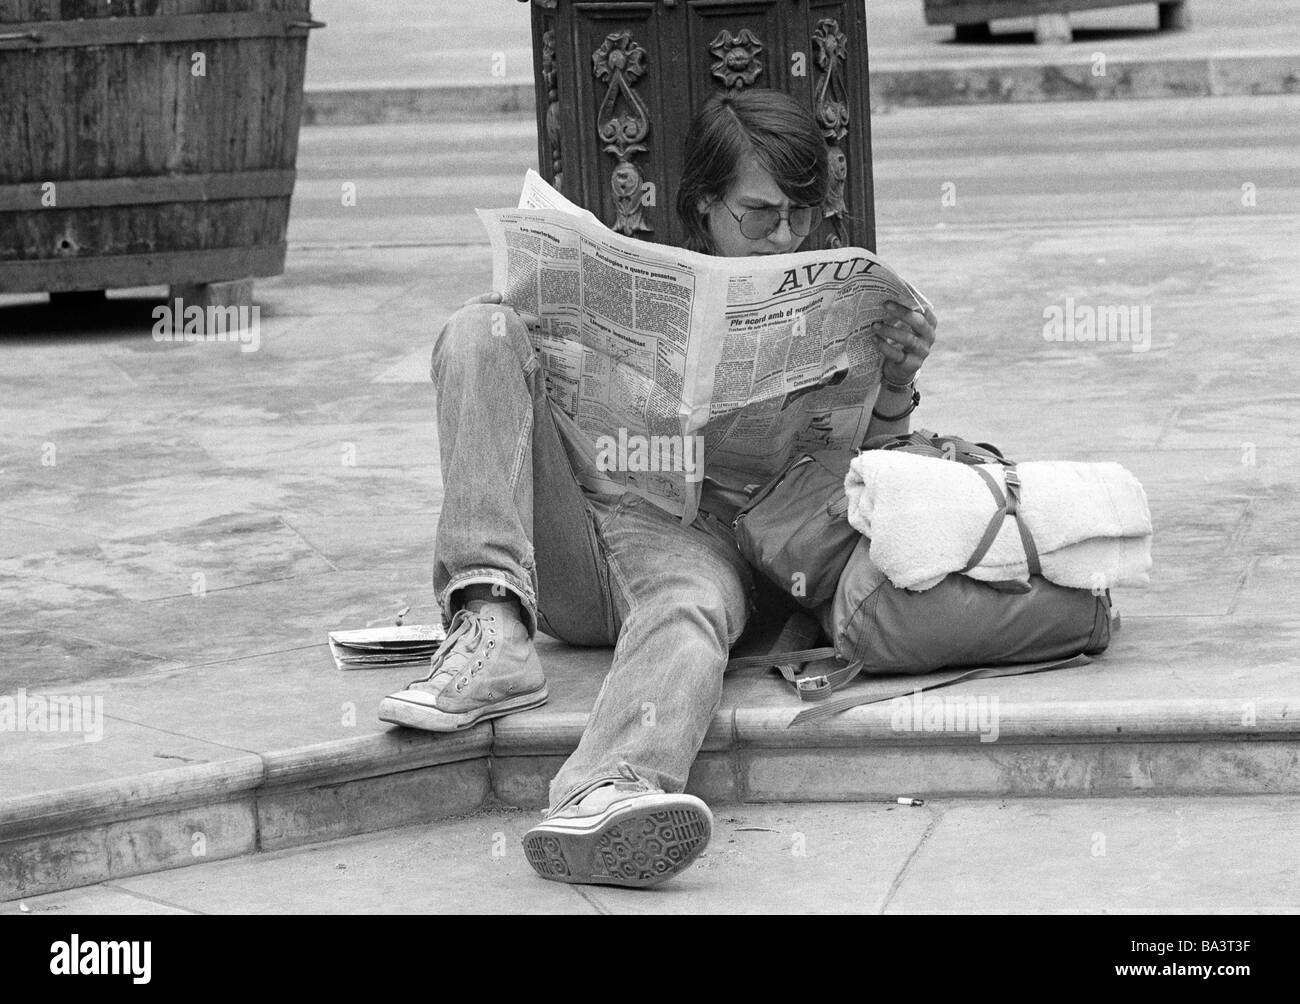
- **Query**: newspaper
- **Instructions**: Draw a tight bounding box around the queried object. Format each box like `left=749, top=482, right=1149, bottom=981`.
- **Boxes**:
left=327, top=624, right=447, bottom=670
left=476, top=171, right=930, bottom=523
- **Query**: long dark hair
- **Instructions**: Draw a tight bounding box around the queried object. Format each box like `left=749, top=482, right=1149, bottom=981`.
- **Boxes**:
left=677, top=89, right=829, bottom=255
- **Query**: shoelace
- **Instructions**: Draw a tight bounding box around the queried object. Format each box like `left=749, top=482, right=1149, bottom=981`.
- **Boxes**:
left=406, top=607, right=484, bottom=687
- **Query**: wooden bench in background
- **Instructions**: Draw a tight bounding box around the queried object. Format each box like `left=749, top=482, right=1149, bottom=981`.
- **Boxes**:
left=923, top=0, right=1190, bottom=45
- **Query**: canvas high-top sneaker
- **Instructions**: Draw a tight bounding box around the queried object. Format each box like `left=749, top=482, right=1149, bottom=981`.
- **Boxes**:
left=379, top=600, right=547, bottom=731
left=523, top=763, right=713, bottom=888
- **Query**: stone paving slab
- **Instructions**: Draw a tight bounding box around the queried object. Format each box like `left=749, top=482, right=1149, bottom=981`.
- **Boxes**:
left=577, top=803, right=934, bottom=915
left=882, top=797, right=1300, bottom=913
left=2, top=884, right=194, bottom=915
left=0, top=725, right=260, bottom=827
left=7, top=796, right=1298, bottom=914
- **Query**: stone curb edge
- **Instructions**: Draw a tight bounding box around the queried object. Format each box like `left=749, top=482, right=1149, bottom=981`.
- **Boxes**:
left=300, top=52, right=1300, bottom=126
left=5, top=695, right=1297, bottom=841
left=0, top=728, right=490, bottom=844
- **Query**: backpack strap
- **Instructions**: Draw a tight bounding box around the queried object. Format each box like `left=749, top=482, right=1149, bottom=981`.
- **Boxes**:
left=726, top=649, right=861, bottom=700
left=862, top=430, right=1012, bottom=467
left=790, top=653, right=1093, bottom=725
left=963, top=464, right=1043, bottom=577
left=780, top=656, right=864, bottom=700
left=726, top=646, right=837, bottom=672
left=726, top=611, right=858, bottom=701
left=1002, top=467, right=1042, bottom=576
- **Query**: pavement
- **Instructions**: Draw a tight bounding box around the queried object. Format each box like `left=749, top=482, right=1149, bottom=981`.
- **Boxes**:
left=297, top=0, right=1300, bottom=122
left=2, top=93, right=1299, bottom=910
left=8, top=797, right=1300, bottom=914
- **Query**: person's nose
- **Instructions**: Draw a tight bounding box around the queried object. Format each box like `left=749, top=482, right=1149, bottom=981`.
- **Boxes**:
left=766, top=215, right=796, bottom=251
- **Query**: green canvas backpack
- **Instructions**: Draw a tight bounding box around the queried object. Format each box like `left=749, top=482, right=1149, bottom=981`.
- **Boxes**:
left=729, top=431, right=1115, bottom=723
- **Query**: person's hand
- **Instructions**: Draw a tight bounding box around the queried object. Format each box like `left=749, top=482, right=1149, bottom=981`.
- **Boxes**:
left=462, top=291, right=540, bottom=331
left=872, top=300, right=937, bottom=386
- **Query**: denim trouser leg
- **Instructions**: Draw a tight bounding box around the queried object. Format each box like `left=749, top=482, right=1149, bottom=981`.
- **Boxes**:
left=430, top=302, right=614, bottom=644
left=430, top=302, right=755, bottom=810
left=546, top=496, right=754, bottom=806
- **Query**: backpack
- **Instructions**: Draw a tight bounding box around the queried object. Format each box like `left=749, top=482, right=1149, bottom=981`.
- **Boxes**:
left=730, top=448, right=859, bottom=610
left=729, top=431, right=1115, bottom=723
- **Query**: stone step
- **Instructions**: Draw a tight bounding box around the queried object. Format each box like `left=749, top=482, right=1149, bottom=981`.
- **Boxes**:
left=297, top=52, right=1300, bottom=126
left=4, top=631, right=1298, bottom=901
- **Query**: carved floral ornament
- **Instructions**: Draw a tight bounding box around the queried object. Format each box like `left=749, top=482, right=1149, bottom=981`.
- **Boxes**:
left=592, top=30, right=650, bottom=151
left=812, top=18, right=851, bottom=248
left=813, top=18, right=850, bottom=143
left=592, top=31, right=653, bottom=235
left=709, top=28, right=764, bottom=89
left=541, top=28, right=563, bottom=190
left=812, top=18, right=850, bottom=143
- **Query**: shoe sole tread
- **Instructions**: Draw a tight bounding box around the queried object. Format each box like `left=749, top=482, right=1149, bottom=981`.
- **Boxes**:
left=523, top=799, right=711, bottom=889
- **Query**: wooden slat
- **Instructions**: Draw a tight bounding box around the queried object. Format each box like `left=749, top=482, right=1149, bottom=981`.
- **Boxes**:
left=278, top=38, right=310, bottom=165
left=0, top=170, right=297, bottom=211
left=6, top=193, right=290, bottom=260
left=0, top=1, right=313, bottom=26
left=0, top=12, right=320, bottom=49
left=0, top=243, right=288, bottom=294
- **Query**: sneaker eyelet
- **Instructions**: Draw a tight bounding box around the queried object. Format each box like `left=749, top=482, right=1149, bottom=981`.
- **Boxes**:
left=455, top=677, right=468, bottom=692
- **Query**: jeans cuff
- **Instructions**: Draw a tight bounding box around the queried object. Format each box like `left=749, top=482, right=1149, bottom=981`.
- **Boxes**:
left=440, top=569, right=538, bottom=639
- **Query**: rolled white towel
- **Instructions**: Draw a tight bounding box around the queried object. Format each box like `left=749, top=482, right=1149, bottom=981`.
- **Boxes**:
left=844, top=450, right=1152, bottom=591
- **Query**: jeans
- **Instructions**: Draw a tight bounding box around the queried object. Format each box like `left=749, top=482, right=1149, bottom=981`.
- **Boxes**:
left=430, top=303, right=757, bottom=808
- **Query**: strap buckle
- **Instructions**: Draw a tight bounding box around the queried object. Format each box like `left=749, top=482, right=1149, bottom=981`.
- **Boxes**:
left=1003, top=467, right=1022, bottom=505
left=796, top=675, right=830, bottom=693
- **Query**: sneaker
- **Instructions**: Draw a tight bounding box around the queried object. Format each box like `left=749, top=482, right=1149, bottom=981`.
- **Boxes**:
left=522, top=763, right=713, bottom=888
left=378, top=600, right=547, bottom=731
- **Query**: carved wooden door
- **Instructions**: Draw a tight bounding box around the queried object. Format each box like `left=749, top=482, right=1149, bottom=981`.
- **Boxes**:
left=525, top=0, right=875, bottom=252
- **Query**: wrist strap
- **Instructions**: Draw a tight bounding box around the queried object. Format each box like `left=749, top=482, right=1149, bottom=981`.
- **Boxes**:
left=872, top=386, right=921, bottom=423
left=881, top=374, right=915, bottom=394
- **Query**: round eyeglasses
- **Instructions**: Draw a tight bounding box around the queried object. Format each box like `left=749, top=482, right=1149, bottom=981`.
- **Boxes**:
left=716, top=199, right=821, bottom=240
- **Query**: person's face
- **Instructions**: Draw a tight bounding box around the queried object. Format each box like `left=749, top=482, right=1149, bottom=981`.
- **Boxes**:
left=699, top=158, right=810, bottom=257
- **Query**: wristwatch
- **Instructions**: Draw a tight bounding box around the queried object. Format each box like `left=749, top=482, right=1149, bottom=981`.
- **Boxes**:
left=872, top=384, right=921, bottom=422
